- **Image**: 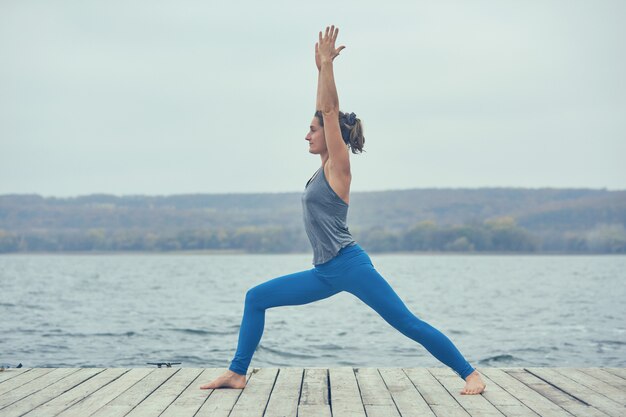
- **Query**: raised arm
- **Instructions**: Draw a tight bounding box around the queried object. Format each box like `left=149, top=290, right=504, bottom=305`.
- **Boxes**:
left=316, top=25, right=349, bottom=173
left=314, top=36, right=341, bottom=112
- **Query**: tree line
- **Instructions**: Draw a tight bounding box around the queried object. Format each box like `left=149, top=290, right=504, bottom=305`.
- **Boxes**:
left=1, top=217, right=624, bottom=253
left=1, top=189, right=624, bottom=253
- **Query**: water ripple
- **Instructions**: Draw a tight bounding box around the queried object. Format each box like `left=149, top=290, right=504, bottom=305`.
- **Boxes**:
left=1, top=254, right=624, bottom=368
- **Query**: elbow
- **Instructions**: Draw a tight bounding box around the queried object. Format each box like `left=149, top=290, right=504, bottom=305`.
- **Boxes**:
left=321, top=106, right=339, bottom=117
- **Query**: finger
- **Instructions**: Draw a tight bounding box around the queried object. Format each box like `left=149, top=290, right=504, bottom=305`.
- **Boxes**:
left=315, top=42, right=318, bottom=52
left=319, top=31, right=322, bottom=43
left=337, top=45, right=346, bottom=54
left=325, top=26, right=330, bottom=39
left=333, top=27, right=339, bottom=41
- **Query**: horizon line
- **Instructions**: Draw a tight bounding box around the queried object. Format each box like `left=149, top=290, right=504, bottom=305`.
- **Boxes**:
left=1, top=185, right=624, bottom=199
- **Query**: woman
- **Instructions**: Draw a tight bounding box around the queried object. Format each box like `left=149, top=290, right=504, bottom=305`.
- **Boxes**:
left=200, top=25, right=486, bottom=395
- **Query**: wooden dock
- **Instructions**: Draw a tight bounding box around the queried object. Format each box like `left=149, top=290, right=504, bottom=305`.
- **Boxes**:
left=0, top=367, right=624, bottom=416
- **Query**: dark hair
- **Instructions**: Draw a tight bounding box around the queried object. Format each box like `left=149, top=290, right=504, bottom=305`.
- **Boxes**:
left=314, top=110, right=365, bottom=154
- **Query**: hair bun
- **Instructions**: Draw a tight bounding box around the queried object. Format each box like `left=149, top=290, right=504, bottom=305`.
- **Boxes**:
left=344, top=112, right=357, bottom=125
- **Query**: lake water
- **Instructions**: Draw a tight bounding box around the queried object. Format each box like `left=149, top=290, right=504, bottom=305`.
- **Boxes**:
left=1, top=253, right=624, bottom=370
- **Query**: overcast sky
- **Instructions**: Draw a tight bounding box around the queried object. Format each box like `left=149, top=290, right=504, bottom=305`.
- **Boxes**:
left=1, top=0, right=624, bottom=197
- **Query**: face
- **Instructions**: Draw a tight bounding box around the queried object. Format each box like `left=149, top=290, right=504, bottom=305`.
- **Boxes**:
left=305, top=117, right=326, bottom=154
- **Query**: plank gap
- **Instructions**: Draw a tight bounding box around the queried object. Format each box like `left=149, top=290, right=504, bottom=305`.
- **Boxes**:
left=521, top=368, right=592, bottom=407
left=124, top=368, right=182, bottom=416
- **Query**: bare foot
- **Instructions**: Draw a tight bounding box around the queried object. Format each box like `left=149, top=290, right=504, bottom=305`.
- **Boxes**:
left=199, top=369, right=247, bottom=389
left=460, top=370, right=486, bottom=395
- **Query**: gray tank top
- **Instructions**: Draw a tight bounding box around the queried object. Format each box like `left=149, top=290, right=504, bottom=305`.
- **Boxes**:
left=301, top=165, right=356, bottom=265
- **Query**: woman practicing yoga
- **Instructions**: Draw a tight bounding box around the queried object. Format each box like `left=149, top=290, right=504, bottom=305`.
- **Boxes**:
left=200, top=25, right=486, bottom=395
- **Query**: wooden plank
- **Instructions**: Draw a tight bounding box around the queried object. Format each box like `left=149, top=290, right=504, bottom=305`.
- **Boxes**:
left=124, top=368, right=203, bottom=417
left=23, top=368, right=129, bottom=416
left=428, top=367, right=504, bottom=417
left=403, top=367, right=471, bottom=417
left=195, top=368, right=255, bottom=417
left=506, top=369, right=608, bottom=417
left=378, top=367, right=436, bottom=417
left=577, top=368, right=626, bottom=391
left=0, top=368, right=103, bottom=416
left=90, top=368, right=179, bottom=417
left=0, top=367, right=622, bottom=417
left=56, top=368, right=154, bottom=416
left=480, top=368, right=571, bottom=417
left=299, top=368, right=331, bottom=417
left=263, top=367, right=302, bottom=417
left=0, top=368, right=81, bottom=410
left=354, top=367, right=400, bottom=417
left=553, top=368, right=626, bottom=405
left=0, top=369, right=55, bottom=396
left=329, top=367, right=367, bottom=417
left=526, top=368, right=623, bottom=417
left=160, top=368, right=226, bottom=417
left=228, top=367, right=278, bottom=417
left=469, top=368, right=541, bottom=417
left=0, top=367, right=31, bottom=384
left=602, top=368, right=626, bottom=380
left=328, top=368, right=367, bottom=417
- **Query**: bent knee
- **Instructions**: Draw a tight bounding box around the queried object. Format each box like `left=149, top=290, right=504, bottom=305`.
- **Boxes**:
left=245, top=286, right=263, bottom=307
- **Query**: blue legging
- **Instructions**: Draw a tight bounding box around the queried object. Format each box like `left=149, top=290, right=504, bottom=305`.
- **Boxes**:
left=228, top=243, right=475, bottom=380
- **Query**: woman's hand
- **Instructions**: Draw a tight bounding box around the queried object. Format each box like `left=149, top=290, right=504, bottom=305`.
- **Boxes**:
left=315, top=25, right=346, bottom=71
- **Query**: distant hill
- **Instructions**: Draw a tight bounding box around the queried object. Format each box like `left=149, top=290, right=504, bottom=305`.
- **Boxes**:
left=1, top=188, right=625, bottom=253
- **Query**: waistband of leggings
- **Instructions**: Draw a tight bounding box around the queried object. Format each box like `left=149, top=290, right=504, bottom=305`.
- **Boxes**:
left=338, top=242, right=362, bottom=256
left=314, top=242, right=363, bottom=269
left=325, top=242, right=363, bottom=262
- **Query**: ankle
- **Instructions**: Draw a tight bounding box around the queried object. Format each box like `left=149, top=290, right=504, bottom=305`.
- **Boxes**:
left=465, top=370, right=479, bottom=380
